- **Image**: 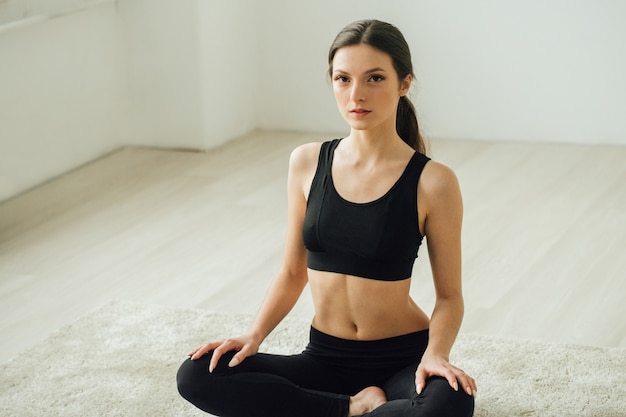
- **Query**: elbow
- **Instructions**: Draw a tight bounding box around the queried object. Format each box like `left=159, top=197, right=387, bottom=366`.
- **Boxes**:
left=434, top=292, right=464, bottom=315
left=278, top=263, right=308, bottom=287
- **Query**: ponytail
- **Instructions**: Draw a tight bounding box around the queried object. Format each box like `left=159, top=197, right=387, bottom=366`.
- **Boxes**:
left=397, top=96, right=426, bottom=154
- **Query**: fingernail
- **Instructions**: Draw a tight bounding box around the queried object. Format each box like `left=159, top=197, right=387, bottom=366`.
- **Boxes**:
left=453, top=382, right=458, bottom=391
left=416, top=384, right=422, bottom=394
left=466, top=386, right=472, bottom=395
left=228, top=358, right=239, bottom=368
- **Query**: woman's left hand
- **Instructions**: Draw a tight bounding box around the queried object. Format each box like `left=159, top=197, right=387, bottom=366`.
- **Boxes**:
left=415, top=353, right=477, bottom=396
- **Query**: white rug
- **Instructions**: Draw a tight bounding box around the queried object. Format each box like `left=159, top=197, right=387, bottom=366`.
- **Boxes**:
left=1, top=301, right=624, bottom=417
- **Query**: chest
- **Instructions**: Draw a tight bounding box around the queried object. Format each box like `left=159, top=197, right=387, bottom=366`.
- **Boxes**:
left=303, top=170, right=421, bottom=262
left=330, top=159, right=410, bottom=205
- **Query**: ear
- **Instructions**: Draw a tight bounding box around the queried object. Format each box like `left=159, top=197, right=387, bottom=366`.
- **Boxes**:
left=399, top=74, right=412, bottom=97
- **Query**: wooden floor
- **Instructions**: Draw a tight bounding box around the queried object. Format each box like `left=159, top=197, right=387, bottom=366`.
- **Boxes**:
left=1, top=130, right=625, bottom=363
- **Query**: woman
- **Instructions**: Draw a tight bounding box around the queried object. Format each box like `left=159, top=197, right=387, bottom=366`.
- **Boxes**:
left=177, top=19, right=476, bottom=417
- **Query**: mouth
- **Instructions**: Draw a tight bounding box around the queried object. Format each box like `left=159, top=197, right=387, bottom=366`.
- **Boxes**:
left=350, top=108, right=371, bottom=117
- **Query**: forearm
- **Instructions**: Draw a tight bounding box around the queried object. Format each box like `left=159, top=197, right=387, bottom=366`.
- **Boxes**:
left=247, top=270, right=307, bottom=344
left=424, top=294, right=464, bottom=360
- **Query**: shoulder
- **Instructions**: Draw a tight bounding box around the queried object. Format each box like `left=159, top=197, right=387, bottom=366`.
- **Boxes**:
left=288, top=141, right=325, bottom=173
left=287, top=142, right=326, bottom=205
left=419, top=159, right=462, bottom=211
left=421, top=159, right=459, bottom=189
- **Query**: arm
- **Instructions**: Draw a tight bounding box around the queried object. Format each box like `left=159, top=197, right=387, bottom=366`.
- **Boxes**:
left=414, top=161, right=476, bottom=396
left=189, top=144, right=314, bottom=371
left=241, top=144, right=311, bottom=345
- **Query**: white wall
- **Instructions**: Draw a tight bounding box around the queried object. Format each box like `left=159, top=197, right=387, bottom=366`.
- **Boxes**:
left=1, top=0, right=625, bottom=201
left=411, top=0, right=626, bottom=144
left=117, top=0, right=206, bottom=149
left=255, top=1, right=345, bottom=134
left=196, top=0, right=260, bottom=149
left=0, top=0, right=261, bottom=202
left=0, top=0, right=111, bottom=26
left=257, top=0, right=626, bottom=145
left=117, top=0, right=260, bottom=150
left=0, top=2, right=124, bottom=202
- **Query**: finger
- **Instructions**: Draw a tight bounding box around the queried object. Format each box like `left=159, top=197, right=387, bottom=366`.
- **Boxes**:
left=449, top=368, right=469, bottom=395
left=414, top=367, right=427, bottom=395
left=209, top=346, right=226, bottom=372
left=228, top=345, right=246, bottom=367
left=441, top=368, right=459, bottom=392
left=468, top=375, right=478, bottom=396
left=188, top=345, right=205, bottom=357
left=228, top=350, right=245, bottom=368
left=228, top=344, right=257, bottom=368
left=189, top=345, right=208, bottom=358
left=459, top=374, right=473, bottom=396
left=454, top=371, right=477, bottom=396
left=190, top=341, right=221, bottom=361
left=209, top=340, right=239, bottom=372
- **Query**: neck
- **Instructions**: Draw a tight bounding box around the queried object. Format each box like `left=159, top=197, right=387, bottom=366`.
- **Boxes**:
left=345, top=125, right=410, bottom=162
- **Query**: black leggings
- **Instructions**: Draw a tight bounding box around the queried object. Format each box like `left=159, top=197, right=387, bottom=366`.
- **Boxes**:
left=177, top=327, right=474, bottom=417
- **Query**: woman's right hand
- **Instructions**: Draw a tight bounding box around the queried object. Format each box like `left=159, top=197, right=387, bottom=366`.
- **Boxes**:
left=189, top=333, right=261, bottom=372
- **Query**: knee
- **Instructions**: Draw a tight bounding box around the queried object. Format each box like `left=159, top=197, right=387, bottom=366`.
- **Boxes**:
left=176, top=353, right=242, bottom=415
left=176, top=355, right=211, bottom=404
left=176, top=352, right=236, bottom=403
left=176, top=357, right=205, bottom=402
left=416, top=377, right=475, bottom=417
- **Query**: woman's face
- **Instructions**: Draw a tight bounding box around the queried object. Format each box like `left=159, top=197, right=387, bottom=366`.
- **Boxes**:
left=331, top=43, right=411, bottom=133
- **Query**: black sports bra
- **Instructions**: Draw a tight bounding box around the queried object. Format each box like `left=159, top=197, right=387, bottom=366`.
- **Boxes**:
left=302, top=139, right=430, bottom=281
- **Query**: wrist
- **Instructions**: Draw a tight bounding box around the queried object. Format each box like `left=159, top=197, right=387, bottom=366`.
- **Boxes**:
left=247, top=329, right=266, bottom=346
left=422, top=348, right=450, bottom=362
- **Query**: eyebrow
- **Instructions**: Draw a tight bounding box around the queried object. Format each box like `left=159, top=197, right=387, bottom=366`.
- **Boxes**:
left=333, top=67, right=387, bottom=75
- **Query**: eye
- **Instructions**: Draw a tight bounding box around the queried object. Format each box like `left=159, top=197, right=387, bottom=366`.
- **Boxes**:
left=334, top=75, right=350, bottom=83
left=369, top=74, right=385, bottom=82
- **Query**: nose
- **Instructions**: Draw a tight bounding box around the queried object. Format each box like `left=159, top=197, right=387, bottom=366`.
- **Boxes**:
left=350, top=82, right=365, bottom=102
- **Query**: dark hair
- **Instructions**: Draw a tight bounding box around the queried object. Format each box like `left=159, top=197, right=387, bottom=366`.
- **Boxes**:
left=328, top=19, right=426, bottom=154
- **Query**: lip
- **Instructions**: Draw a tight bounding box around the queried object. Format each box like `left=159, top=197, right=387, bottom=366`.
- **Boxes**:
left=350, top=108, right=371, bottom=117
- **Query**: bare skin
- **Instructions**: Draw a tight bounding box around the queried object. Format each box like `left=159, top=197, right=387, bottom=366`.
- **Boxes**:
left=188, top=43, right=477, bottom=414
left=349, top=387, right=387, bottom=416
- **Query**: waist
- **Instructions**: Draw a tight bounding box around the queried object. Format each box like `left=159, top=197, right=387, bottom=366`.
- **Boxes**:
left=308, top=271, right=430, bottom=340
left=304, top=326, right=429, bottom=367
